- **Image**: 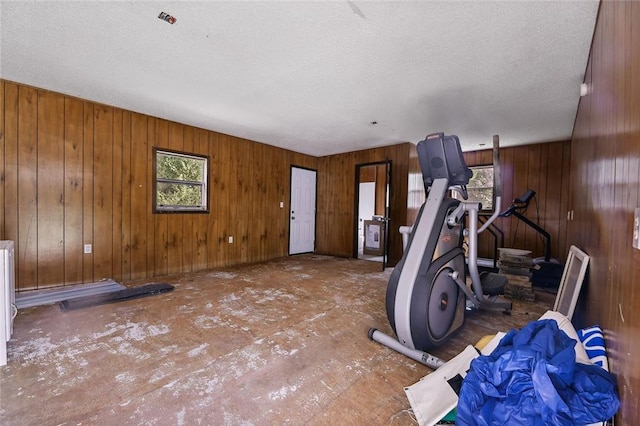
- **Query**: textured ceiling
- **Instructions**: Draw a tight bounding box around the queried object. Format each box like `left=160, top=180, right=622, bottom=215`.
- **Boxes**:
left=0, top=1, right=598, bottom=156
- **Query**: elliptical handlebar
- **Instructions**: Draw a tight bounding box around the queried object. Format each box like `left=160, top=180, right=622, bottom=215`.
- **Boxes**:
left=500, top=189, right=535, bottom=218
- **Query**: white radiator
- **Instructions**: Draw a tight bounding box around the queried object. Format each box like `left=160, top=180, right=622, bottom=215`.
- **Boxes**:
left=0, top=240, right=16, bottom=366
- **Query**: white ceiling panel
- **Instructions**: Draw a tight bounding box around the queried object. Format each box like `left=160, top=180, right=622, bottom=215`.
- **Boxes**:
left=0, top=1, right=598, bottom=155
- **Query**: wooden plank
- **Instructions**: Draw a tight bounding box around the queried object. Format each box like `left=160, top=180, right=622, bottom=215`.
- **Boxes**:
left=182, top=125, right=195, bottom=273
left=390, top=144, right=409, bottom=265
left=92, top=105, right=114, bottom=281
left=260, top=145, right=278, bottom=259
left=216, top=134, right=231, bottom=266
left=111, top=108, right=124, bottom=282
left=3, top=83, right=19, bottom=286
left=154, top=119, right=169, bottom=277
left=237, top=139, right=252, bottom=263
left=192, top=128, right=208, bottom=271
left=121, top=110, right=132, bottom=281
left=130, top=112, right=148, bottom=280
left=17, top=86, right=39, bottom=290
left=625, top=5, right=640, bottom=414
left=36, top=90, right=65, bottom=288
left=259, top=142, right=270, bottom=261
left=82, top=102, right=95, bottom=283
left=146, top=117, right=156, bottom=279
left=207, top=132, right=221, bottom=268
left=510, top=143, right=529, bottom=249
left=315, top=157, right=327, bottom=255
left=537, top=143, right=550, bottom=253
left=166, top=121, right=183, bottom=275
left=278, top=148, right=291, bottom=257
left=523, top=144, right=541, bottom=256
left=63, top=97, right=84, bottom=286
left=544, top=142, right=564, bottom=259
left=608, top=0, right=628, bottom=345
left=0, top=81, right=4, bottom=239
left=499, top=147, right=515, bottom=248
left=228, top=137, right=240, bottom=264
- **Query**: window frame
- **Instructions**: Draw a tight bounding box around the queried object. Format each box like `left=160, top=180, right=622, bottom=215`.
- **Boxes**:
left=453, top=164, right=495, bottom=212
left=153, top=147, right=210, bottom=214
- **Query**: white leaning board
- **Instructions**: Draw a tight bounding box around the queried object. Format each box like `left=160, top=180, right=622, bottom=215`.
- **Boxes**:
left=0, top=240, right=16, bottom=366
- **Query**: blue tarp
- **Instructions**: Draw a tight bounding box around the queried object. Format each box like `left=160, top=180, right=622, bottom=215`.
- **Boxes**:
left=457, top=319, right=619, bottom=425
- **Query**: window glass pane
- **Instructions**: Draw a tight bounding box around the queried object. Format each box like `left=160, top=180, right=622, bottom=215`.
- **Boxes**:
left=468, top=187, right=493, bottom=210
left=157, top=153, right=204, bottom=182
left=154, top=148, right=208, bottom=213
left=452, top=165, right=494, bottom=210
left=157, top=182, right=203, bottom=207
left=468, top=166, right=493, bottom=190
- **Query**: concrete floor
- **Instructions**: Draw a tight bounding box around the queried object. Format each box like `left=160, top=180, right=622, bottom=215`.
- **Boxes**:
left=0, top=255, right=553, bottom=425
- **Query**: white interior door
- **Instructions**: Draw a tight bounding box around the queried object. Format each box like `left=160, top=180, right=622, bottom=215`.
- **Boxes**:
left=289, top=167, right=317, bottom=254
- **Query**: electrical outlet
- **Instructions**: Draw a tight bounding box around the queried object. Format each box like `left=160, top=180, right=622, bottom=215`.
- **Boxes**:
left=280, top=201, right=284, bottom=209
left=633, top=208, right=640, bottom=250
left=228, top=236, right=234, bottom=244
left=84, top=244, right=92, bottom=254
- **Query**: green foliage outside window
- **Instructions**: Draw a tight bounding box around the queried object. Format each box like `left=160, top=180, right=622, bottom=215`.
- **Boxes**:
left=452, top=165, right=494, bottom=210
left=466, top=165, right=494, bottom=210
left=155, top=150, right=208, bottom=212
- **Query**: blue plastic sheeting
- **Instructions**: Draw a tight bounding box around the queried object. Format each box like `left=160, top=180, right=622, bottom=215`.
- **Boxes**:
left=457, top=319, right=619, bottom=425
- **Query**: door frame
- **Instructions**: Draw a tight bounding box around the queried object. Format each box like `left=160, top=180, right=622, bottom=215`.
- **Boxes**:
left=353, top=160, right=392, bottom=268
left=288, top=165, right=318, bottom=255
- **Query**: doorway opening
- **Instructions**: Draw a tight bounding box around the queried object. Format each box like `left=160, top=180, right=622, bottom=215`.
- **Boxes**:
left=354, top=160, right=391, bottom=268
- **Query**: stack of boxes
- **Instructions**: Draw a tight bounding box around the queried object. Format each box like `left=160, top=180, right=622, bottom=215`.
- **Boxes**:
left=498, top=249, right=535, bottom=301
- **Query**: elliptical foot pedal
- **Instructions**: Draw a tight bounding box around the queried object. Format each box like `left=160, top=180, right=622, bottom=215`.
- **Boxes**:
left=479, top=272, right=507, bottom=296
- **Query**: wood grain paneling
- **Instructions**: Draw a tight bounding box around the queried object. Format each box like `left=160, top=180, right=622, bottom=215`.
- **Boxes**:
left=316, top=144, right=410, bottom=266
left=568, top=1, right=640, bottom=423
left=36, top=91, right=65, bottom=288
left=0, top=81, right=4, bottom=241
left=130, top=112, right=148, bottom=280
left=121, top=110, right=132, bottom=281
left=82, top=102, right=94, bottom=284
left=3, top=83, right=19, bottom=286
left=154, top=119, right=169, bottom=277
left=0, top=80, right=317, bottom=290
left=166, top=121, right=184, bottom=275
left=112, top=108, right=123, bottom=283
left=93, top=105, right=114, bottom=281
left=464, top=141, right=572, bottom=263
left=18, top=86, right=38, bottom=291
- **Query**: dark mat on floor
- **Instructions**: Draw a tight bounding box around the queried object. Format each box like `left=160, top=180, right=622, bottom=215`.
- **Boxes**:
left=59, top=283, right=175, bottom=311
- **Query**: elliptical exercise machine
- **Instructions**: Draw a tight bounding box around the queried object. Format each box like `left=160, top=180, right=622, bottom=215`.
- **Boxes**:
left=369, top=133, right=511, bottom=368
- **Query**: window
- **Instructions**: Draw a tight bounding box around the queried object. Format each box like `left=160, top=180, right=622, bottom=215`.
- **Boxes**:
left=153, top=148, right=209, bottom=213
left=453, top=165, right=494, bottom=211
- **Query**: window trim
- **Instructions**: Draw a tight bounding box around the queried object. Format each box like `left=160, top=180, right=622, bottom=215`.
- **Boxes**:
left=153, top=147, right=210, bottom=214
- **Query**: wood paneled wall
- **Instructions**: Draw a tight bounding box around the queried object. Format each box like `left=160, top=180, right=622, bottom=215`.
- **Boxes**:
left=569, top=1, right=640, bottom=423
left=464, top=141, right=572, bottom=263
left=316, top=144, right=411, bottom=265
left=0, top=80, right=316, bottom=291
